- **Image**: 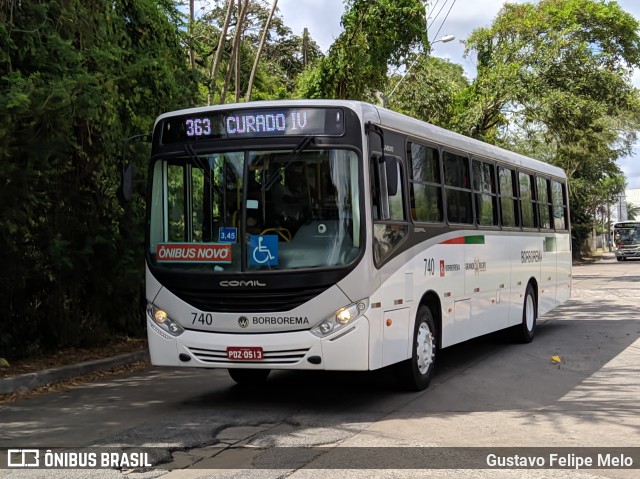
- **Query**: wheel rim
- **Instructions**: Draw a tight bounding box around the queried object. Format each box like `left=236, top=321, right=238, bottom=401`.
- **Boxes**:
left=416, top=322, right=435, bottom=375
left=525, top=293, right=535, bottom=331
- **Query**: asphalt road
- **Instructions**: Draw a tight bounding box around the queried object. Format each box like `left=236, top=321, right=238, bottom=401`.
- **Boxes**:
left=1, top=256, right=639, bottom=479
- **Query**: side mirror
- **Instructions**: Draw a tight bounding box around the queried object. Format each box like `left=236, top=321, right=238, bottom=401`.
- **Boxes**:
left=121, top=163, right=135, bottom=202
left=384, top=156, right=398, bottom=196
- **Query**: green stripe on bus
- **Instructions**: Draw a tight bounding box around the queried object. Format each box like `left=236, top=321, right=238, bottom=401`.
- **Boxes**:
left=464, top=235, right=485, bottom=244
left=440, top=235, right=485, bottom=245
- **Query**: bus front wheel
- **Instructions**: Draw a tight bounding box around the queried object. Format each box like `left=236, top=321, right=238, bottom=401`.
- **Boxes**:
left=398, top=305, right=437, bottom=391
left=512, top=283, right=537, bottom=343
left=228, top=368, right=270, bottom=386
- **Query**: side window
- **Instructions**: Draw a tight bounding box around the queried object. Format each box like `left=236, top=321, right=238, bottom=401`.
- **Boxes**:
left=370, top=154, right=408, bottom=266
left=387, top=158, right=405, bottom=221
left=498, top=167, right=518, bottom=227
left=536, top=177, right=552, bottom=230
left=408, top=142, right=443, bottom=222
left=443, top=151, right=473, bottom=224
left=472, top=159, right=498, bottom=226
left=551, top=180, right=568, bottom=229
left=519, top=172, right=535, bottom=228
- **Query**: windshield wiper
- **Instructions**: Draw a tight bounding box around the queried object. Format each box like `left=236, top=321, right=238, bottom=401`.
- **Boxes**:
left=262, top=136, right=316, bottom=192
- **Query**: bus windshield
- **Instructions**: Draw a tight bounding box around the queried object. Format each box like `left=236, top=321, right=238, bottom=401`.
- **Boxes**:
left=613, top=223, right=640, bottom=246
left=148, top=147, right=362, bottom=272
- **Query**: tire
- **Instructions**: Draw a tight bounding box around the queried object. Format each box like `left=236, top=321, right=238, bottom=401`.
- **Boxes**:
left=398, top=305, right=437, bottom=391
left=616, top=257, right=622, bottom=261
left=512, top=283, right=537, bottom=343
left=228, top=368, right=270, bottom=386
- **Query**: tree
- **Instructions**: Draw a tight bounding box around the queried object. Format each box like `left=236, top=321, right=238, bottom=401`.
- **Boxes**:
left=245, top=0, right=278, bottom=102
left=196, top=0, right=322, bottom=103
left=385, top=55, right=469, bottom=128
left=0, top=0, right=195, bottom=359
left=208, top=0, right=234, bottom=104
left=463, top=0, right=640, bottom=255
left=296, top=0, right=428, bottom=101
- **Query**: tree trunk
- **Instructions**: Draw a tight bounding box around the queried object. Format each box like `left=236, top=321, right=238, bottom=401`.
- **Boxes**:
left=221, top=0, right=249, bottom=104
left=208, top=0, right=234, bottom=105
left=245, top=0, right=278, bottom=102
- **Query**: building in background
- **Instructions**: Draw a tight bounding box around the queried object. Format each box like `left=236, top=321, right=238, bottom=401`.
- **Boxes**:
left=615, top=189, right=640, bottom=221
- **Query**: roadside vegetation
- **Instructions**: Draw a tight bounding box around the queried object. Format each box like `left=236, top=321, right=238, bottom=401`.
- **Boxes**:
left=2, top=0, right=639, bottom=361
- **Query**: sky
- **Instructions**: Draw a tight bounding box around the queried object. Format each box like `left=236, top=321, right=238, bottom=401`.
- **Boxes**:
left=277, top=0, right=640, bottom=190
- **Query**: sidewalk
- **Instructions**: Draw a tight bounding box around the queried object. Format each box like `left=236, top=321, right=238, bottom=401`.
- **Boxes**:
left=573, top=249, right=615, bottom=264
left=0, top=349, right=149, bottom=395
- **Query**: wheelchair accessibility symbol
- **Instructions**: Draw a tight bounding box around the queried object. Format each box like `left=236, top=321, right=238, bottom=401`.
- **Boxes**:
left=250, top=235, right=278, bottom=266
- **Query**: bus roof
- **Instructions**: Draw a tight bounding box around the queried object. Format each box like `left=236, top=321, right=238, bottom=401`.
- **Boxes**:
left=155, top=99, right=566, bottom=180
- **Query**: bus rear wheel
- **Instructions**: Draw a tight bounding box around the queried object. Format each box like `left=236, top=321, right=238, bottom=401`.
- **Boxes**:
left=228, top=368, right=270, bottom=386
left=512, top=283, right=537, bottom=343
left=398, top=305, right=437, bottom=391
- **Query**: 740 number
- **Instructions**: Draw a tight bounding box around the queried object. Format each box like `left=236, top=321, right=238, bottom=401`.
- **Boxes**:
left=191, top=313, right=213, bottom=326
left=424, top=258, right=435, bottom=276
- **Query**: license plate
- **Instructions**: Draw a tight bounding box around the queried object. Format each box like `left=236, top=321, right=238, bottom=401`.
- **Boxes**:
left=227, top=347, right=264, bottom=360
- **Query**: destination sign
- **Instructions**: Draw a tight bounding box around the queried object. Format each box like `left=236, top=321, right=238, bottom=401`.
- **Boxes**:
left=614, top=222, right=639, bottom=229
left=162, top=107, right=344, bottom=143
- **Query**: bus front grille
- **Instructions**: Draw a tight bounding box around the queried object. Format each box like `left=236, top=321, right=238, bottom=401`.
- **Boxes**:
left=167, top=286, right=327, bottom=313
left=187, top=346, right=310, bottom=365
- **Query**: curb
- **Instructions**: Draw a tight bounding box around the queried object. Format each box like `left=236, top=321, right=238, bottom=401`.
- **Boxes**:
left=0, top=350, right=149, bottom=395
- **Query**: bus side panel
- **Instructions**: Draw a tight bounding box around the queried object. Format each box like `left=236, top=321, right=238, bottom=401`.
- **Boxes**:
left=508, top=234, right=542, bottom=327
left=381, top=307, right=411, bottom=367
left=429, top=241, right=466, bottom=346
left=555, top=234, right=572, bottom=304
left=465, top=232, right=510, bottom=338
left=371, top=251, right=416, bottom=369
left=539, top=235, right=557, bottom=316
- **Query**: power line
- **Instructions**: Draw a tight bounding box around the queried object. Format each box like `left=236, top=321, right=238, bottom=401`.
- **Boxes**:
left=430, top=0, right=457, bottom=44
left=427, top=0, right=450, bottom=32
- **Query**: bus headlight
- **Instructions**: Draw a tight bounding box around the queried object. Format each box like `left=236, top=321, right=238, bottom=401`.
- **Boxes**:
left=311, top=299, right=368, bottom=338
left=147, top=303, right=185, bottom=337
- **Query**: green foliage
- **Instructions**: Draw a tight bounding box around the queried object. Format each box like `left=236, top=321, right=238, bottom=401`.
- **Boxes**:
left=195, top=0, right=322, bottom=103
left=462, top=0, right=640, bottom=255
left=386, top=56, right=469, bottom=127
left=297, top=0, right=427, bottom=100
left=0, top=0, right=195, bottom=360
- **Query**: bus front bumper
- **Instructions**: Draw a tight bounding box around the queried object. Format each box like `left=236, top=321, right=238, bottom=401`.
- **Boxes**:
left=147, top=316, right=370, bottom=371
left=615, top=248, right=640, bottom=258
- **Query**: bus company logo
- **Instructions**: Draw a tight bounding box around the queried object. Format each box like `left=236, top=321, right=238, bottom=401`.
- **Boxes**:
left=220, top=280, right=266, bottom=287
left=440, top=260, right=461, bottom=277
left=465, top=258, right=486, bottom=275
left=238, top=316, right=249, bottom=328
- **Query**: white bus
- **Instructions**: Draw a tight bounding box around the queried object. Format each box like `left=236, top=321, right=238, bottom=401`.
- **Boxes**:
left=144, top=100, right=571, bottom=390
left=612, top=221, right=640, bottom=260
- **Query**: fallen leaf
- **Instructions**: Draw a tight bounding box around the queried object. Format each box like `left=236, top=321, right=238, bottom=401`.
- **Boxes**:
left=551, top=355, right=562, bottom=364
left=0, top=358, right=10, bottom=367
